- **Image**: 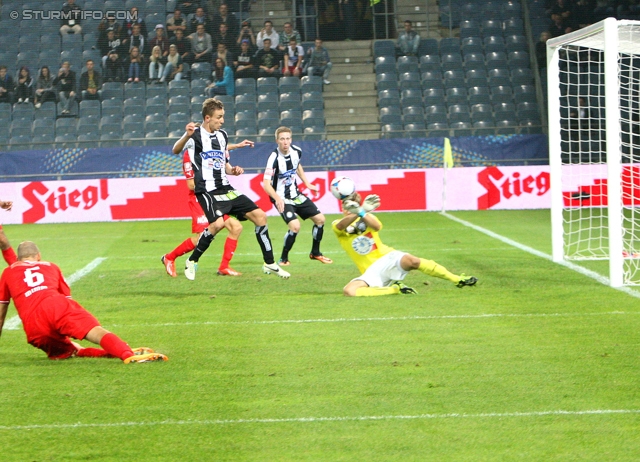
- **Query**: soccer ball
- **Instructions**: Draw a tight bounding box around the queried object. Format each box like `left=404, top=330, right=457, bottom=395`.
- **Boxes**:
left=330, top=176, right=356, bottom=200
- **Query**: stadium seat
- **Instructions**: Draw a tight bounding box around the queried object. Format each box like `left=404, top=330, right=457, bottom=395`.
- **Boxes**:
left=511, top=68, right=534, bottom=85
left=419, top=54, right=441, bottom=72
left=513, top=84, right=536, bottom=103
left=380, top=106, right=403, bottom=125
left=375, top=56, right=396, bottom=75
left=279, top=92, right=302, bottom=112
left=439, top=38, right=460, bottom=54
left=426, top=105, right=448, bottom=125
left=446, top=87, right=468, bottom=105
left=404, top=123, right=427, bottom=138
left=399, top=72, right=421, bottom=91
left=376, top=73, right=398, bottom=91
left=402, top=105, right=425, bottom=124
left=236, top=78, right=257, bottom=95
left=508, top=51, right=530, bottom=70
left=401, top=88, right=423, bottom=107
left=257, top=77, right=278, bottom=95
left=481, top=19, right=502, bottom=37
left=420, top=70, right=443, bottom=89
left=448, top=104, right=471, bottom=124
left=301, top=92, right=324, bottom=111
left=397, top=56, right=419, bottom=74
left=486, top=52, right=509, bottom=70
left=505, top=35, right=528, bottom=53
left=488, top=68, right=511, bottom=87
left=279, top=76, right=301, bottom=94
left=300, top=76, right=323, bottom=94
left=373, top=40, right=396, bottom=58
left=378, top=89, right=400, bottom=109
left=190, top=62, right=212, bottom=81
left=443, top=69, right=466, bottom=89
left=418, top=38, right=439, bottom=57
left=302, top=109, right=325, bottom=129
left=491, top=85, right=514, bottom=104
left=468, top=86, right=492, bottom=105
left=461, top=37, right=483, bottom=56
left=463, top=53, right=485, bottom=71
left=465, top=69, right=487, bottom=88
left=473, top=120, right=496, bottom=136
left=459, top=20, right=481, bottom=39
left=423, top=88, right=446, bottom=106
left=257, top=93, right=278, bottom=112
left=381, top=123, right=404, bottom=138
left=451, top=121, right=473, bottom=136
left=441, top=53, right=463, bottom=71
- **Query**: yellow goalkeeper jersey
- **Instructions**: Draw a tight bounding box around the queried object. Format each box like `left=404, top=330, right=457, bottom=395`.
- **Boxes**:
left=332, top=214, right=395, bottom=274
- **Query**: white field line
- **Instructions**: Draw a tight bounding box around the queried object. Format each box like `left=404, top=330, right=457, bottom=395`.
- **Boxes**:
left=1, top=409, right=638, bottom=431
left=441, top=212, right=640, bottom=299
left=4, top=258, right=107, bottom=331
left=110, top=311, right=638, bottom=329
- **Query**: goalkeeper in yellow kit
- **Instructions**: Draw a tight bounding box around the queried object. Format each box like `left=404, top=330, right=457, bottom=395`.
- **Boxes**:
left=332, top=193, right=477, bottom=296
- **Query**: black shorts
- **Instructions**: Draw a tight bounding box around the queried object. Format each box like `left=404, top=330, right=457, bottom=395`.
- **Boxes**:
left=280, top=195, right=321, bottom=224
left=197, top=190, right=259, bottom=223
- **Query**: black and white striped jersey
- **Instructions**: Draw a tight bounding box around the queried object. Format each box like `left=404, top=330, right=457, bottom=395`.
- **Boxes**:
left=264, top=145, right=305, bottom=203
left=185, top=126, right=231, bottom=194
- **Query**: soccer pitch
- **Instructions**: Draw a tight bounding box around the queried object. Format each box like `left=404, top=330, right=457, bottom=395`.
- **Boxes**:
left=1, top=209, right=640, bottom=461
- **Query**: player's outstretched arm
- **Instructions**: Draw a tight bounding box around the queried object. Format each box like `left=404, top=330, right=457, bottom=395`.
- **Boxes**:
left=228, top=139, right=255, bottom=151
left=226, top=163, right=244, bottom=176
left=172, top=122, right=197, bottom=154
left=0, top=302, right=8, bottom=338
left=0, top=200, right=12, bottom=211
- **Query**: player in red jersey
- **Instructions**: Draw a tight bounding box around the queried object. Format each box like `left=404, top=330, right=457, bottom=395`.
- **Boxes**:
left=0, top=199, right=17, bottom=265
left=0, top=241, right=167, bottom=363
left=161, top=148, right=244, bottom=277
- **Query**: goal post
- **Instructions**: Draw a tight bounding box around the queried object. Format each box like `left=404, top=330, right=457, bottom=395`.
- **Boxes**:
left=548, top=18, right=640, bottom=287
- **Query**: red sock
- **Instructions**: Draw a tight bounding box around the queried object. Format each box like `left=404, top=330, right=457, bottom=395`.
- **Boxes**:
left=166, top=238, right=195, bottom=261
left=76, top=347, right=113, bottom=358
left=100, top=333, right=134, bottom=361
left=2, top=247, right=17, bottom=265
left=219, top=238, right=238, bottom=270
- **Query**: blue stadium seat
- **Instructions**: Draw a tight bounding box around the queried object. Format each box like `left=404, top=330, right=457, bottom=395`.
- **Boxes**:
left=257, top=93, right=278, bottom=112
left=448, top=104, right=471, bottom=124
left=420, top=70, right=442, bottom=90
left=279, top=76, right=300, bottom=94
left=399, top=72, right=421, bottom=91
left=426, top=105, right=448, bottom=125
left=484, top=36, right=506, bottom=54
left=257, top=77, right=278, bottom=95
left=396, top=56, right=419, bottom=74
left=236, top=78, right=257, bottom=95
left=373, top=40, right=396, bottom=58
left=481, top=19, right=503, bottom=37
left=459, top=20, right=481, bottom=39
left=508, top=51, right=530, bottom=69
left=443, top=69, right=465, bottom=88
left=235, top=94, right=257, bottom=112
left=376, top=73, right=398, bottom=91
left=375, top=56, right=396, bottom=75
left=378, top=89, right=400, bottom=108
left=446, top=87, right=467, bottom=105
left=279, top=92, right=301, bottom=112
left=468, top=86, right=492, bottom=105
left=423, top=88, right=445, bottom=106
left=439, top=38, right=460, bottom=55
left=491, top=85, right=514, bottom=104
left=419, top=54, right=441, bottom=72
left=488, top=68, right=511, bottom=86
left=381, top=123, right=404, bottom=138
left=440, top=53, right=463, bottom=71
left=461, top=37, right=483, bottom=56
left=401, top=88, right=423, bottom=107
left=301, top=92, right=323, bottom=111
left=302, top=109, right=324, bottom=129
left=402, top=105, right=425, bottom=124
left=505, top=35, right=528, bottom=53
left=511, top=68, right=534, bottom=85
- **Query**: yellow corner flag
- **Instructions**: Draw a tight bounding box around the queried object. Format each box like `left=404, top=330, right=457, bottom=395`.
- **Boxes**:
left=443, top=137, right=453, bottom=168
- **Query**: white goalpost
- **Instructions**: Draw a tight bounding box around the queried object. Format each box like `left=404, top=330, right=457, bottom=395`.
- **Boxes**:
left=548, top=18, right=640, bottom=287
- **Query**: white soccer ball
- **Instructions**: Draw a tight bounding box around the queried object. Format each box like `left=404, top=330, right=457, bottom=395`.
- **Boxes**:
left=330, top=176, right=356, bottom=200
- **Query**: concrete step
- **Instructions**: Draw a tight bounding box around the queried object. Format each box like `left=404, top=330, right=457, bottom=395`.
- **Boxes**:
left=327, top=122, right=381, bottom=131
left=330, top=63, right=373, bottom=75
left=325, top=40, right=372, bottom=51
left=324, top=89, right=377, bottom=97
left=327, top=132, right=381, bottom=140
left=324, top=106, right=379, bottom=117
left=329, top=49, right=372, bottom=63
left=323, top=82, right=376, bottom=93
left=324, top=95, right=378, bottom=108
left=326, top=114, right=380, bottom=125
left=321, top=73, right=375, bottom=84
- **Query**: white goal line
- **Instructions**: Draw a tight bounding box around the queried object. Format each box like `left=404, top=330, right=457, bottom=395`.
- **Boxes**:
left=440, top=212, right=640, bottom=299
left=1, top=408, right=638, bottom=432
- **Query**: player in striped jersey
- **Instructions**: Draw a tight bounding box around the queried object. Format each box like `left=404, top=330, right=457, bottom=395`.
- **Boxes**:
left=332, top=193, right=477, bottom=296
left=263, top=126, right=332, bottom=266
left=0, top=199, right=17, bottom=266
left=172, top=98, right=290, bottom=280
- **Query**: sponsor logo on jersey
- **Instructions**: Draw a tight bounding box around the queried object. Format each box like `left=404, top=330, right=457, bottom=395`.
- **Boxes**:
left=279, top=169, right=296, bottom=186
left=352, top=235, right=375, bottom=255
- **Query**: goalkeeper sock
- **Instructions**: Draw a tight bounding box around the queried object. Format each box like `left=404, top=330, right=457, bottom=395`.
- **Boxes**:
left=190, top=229, right=215, bottom=263
left=255, top=225, right=275, bottom=264
left=2, top=247, right=17, bottom=265
left=311, top=224, right=324, bottom=255
left=76, top=347, right=112, bottom=358
left=219, top=237, right=238, bottom=270
left=281, top=230, right=297, bottom=261
left=355, top=286, right=400, bottom=296
left=99, top=333, right=134, bottom=361
left=418, top=259, right=460, bottom=283
left=166, top=238, right=195, bottom=261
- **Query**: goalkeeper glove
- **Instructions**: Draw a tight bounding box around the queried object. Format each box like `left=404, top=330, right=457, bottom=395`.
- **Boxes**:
left=342, top=200, right=361, bottom=215
left=362, top=194, right=380, bottom=212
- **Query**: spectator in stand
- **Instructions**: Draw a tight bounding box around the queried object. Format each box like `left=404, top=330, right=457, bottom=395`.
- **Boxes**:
left=257, top=20, right=280, bottom=49
left=549, top=0, right=577, bottom=29
left=126, top=46, right=144, bottom=83
left=548, top=14, right=573, bottom=37
left=189, top=23, right=213, bottom=63
left=99, top=29, right=124, bottom=67
left=171, top=28, right=194, bottom=65
left=178, top=0, right=200, bottom=17
left=255, top=38, right=282, bottom=78
left=278, top=22, right=302, bottom=51
left=98, top=13, right=123, bottom=43
left=214, top=23, right=237, bottom=53
left=0, top=66, right=15, bottom=104
left=149, top=24, right=170, bottom=58
left=234, top=39, right=255, bottom=78
left=206, top=57, right=235, bottom=96
left=123, top=7, right=148, bottom=40
left=80, top=59, right=102, bottom=101
left=53, top=61, right=76, bottom=114
left=212, top=43, right=235, bottom=67
left=15, top=67, right=34, bottom=104
left=148, top=45, right=165, bottom=83
left=167, top=9, right=188, bottom=39
left=103, top=50, right=125, bottom=82
left=397, top=20, right=420, bottom=56
left=160, top=44, right=184, bottom=82
left=211, top=3, right=239, bottom=41
left=126, top=23, right=147, bottom=56
left=60, top=0, right=82, bottom=35
left=339, top=0, right=357, bottom=40
left=34, top=66, right=57, bottom=108
left=236, top=20, right=256, bottom=52
left=573, top=0, right=596, bottom=28
left=283, top=37, right=304, bottom=77
left=305, top=38, right=332, bottom=85
left=535, top=31, right=551, bottom=73
left=189, top=7, right=210, bottom=35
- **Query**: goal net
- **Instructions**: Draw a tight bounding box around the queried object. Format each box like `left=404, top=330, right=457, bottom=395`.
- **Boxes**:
left=548, top=18, right=640, bottom=287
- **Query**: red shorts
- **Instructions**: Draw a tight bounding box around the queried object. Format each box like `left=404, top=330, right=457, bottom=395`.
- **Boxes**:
left=23, top=296, right=100, bottom=360
left=188, top=194, right=209, bottom=234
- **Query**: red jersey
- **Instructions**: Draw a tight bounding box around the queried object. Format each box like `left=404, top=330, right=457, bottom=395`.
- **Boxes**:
left=0, top=260, right=71, bottom=323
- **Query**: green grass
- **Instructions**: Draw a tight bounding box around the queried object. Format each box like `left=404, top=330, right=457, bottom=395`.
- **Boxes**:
left=1, top=210, right=640, bottom=461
